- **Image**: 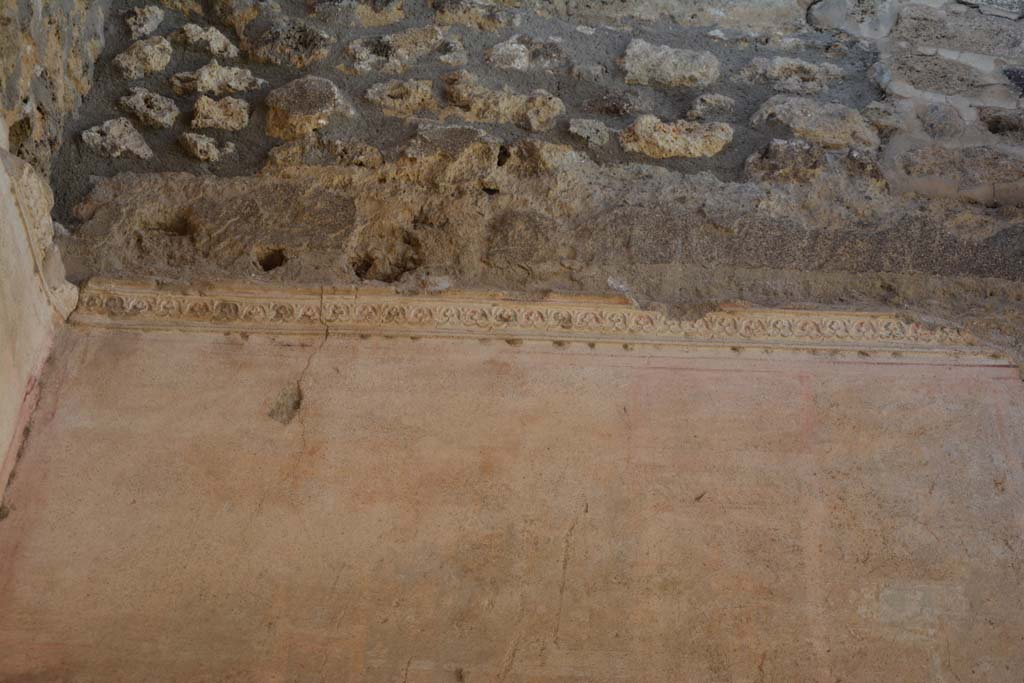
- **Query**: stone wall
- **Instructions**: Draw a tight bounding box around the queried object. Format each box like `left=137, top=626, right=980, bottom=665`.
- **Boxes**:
left=39, top=0, right=1023, bottom=364
left=2, top=0, right=1023, bottom=363
left=0, top=0, right=111, bottom=174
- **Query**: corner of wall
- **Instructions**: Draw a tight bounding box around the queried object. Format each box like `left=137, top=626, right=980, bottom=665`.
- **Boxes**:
left=0, top=149, right=78, bottom=504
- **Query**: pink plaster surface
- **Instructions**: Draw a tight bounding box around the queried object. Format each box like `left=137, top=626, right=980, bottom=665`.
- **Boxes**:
left=0, top=328, right=1021, bottom=681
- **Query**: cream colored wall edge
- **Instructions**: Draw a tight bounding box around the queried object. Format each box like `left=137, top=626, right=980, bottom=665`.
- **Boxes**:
left=0, top=145, right=78, bottom=504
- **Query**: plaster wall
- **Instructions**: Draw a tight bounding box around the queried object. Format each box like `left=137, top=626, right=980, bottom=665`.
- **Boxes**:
left=0, top=323, right=1020, bottom=680
left=0, top=150, right=76, bottom=502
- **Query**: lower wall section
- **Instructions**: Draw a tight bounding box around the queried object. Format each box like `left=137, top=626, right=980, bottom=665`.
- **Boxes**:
left=0, top=150, right=76, bottom=502
left=0, top=327, right=1021, bottom=680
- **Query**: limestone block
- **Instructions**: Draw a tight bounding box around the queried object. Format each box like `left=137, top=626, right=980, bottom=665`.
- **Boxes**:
left=807, top=0, right=898, bottom=38
left=569, top=118, right=611, bottom=147
left=113, top=36, right=172, bottom=80
left=125, top=6, right=165, bottom=40
left=430, top=0, right=509, bottom=30
left=157, top=0, right=203, bottom=15
left=686, top=93, right=736, bottom=121
left=118, top=87, right=180, bottom=128
left=752, top=95, right=880, bottom=150
left=82, top=118, right=154, bottom=159
left=442, top=70, right=564, bottom=131
left=957, top=0, right=1024, bottom=20
left=347, top=26, right=447, bottom=74
left=171, top=60, right=267, bottom=96
left=740, top=57, right=844, bottom=94
left=366, top=80, right=438, bottom=117
left=313, top=0, right=405, bottom=27
left=266, top=76, right=353, bottom=140
left=487, top=35, right=564, bottom=71
left=917, top=103, right=965, bottom=139
left=179, top=132, right=236, bottom=162
left=622, top=39, right=720, bottom=88
left=897, top=144, right=1024, bottom=204
left=174, top=23, right=240, bottom=58
left=245, top=17, right=334, bottom=68
left=191, top=96, right=250, bottom=131
left=619, top=115, right=733, bottom=158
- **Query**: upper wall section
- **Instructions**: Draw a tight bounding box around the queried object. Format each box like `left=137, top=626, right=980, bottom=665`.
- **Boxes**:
left=0, top=0, right=111, bottom=173
left=2, top=0, right=1022, bottom=364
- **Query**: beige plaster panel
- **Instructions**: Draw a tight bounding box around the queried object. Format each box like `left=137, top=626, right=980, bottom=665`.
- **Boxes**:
left=0, top=150, right=76, bottom=501
left=0, top=328, right=1021, bottom=681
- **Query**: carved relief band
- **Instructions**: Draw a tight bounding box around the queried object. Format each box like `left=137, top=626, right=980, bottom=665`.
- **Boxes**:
left=71, top=278, right=997, bottom=360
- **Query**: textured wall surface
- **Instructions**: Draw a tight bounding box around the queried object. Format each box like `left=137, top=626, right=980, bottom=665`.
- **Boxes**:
left=0, top=328, right=1020, bottom=680
left=0, top=0, right=111, bottom=173
left=0, top=150, right=77, bottom=504
left=14, top=0, right=1018, bottom=362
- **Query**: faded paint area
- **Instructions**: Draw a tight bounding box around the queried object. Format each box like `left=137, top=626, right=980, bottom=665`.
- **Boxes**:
left=0, top=329, right=1021, bottom=681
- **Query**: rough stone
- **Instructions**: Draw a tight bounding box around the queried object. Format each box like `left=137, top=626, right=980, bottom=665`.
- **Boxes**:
left=520, top=0, right=811, bottom=31
left=437, top=37, right=469, bottom=66
left=191, top=96, right=250, bottom=131
left=752, top=96, right=880, bottom=150
left=179, top=132, right=236, bottom=162
left=430, top=0, right=509, bottom=30
left=210, top=0, right=261, bottom=36
left=125, top=6, right=165, bottom=40
left=14, top=0, right=1024, bottom=378
left=443, top=71, right=564, bottom=132
left=619, top=115, right=733, bottom=158
left=978, top=107, right=1024, bottom=144
left=686, top=93, right=736, bottom=121
left=957, top=0, right=1024, bottom=20
left=157, top=0, right=202, bottom=14
left=118, top=87, right=180, bottom=129
left=861, top=100, right=904, bottom=135
left=346, top=26, right=447, bottom=75
left=571, top=62, right=608, bottom=83
left=568, top=118, right=611, bottom=147
left=81, top=118, right=153, bottom=159
left=745, top=138, right=884, bottom=187
left=265, top=133, right=384, bottom=170
left=807, top=0, right=898, bottom=38
left=312, top=0, right=405, bottom=26
left=174, top=23, right=240, bottom=59
left=170, top=60, right=267, bottom=96
left=0, top=0, right=108, bottom=174
left=487, top=35, right=564, bottom=71
left=113, top=36, right=173, bottom=80
left=740, top=56, right=844, bottom=94
left=622, top=39, right=720, bottom=88
left=266, top=76, right=353, bottom=140
left=898, top=144, right=1024, bottom=205
left=918, top=103, right=965, bottom=140
left=244, top=16, right=334, bottom=68
left=366, top=80, right=438, bottom=117
left=885, top=52, right=996, bottom=102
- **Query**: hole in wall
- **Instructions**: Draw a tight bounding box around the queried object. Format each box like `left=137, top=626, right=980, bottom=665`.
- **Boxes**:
left=149, top=214, right=196, bottom=237
left=351, top=253, right=375, bottom=280
left=8, top=117, right=31, bottom=154
left=496, top=145, right=510, bottom=167
left=256, top=248, right=287, bottom=272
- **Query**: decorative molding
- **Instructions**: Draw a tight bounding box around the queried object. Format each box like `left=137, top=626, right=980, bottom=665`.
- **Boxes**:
left=70, top=279, right=1000, bottom=359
